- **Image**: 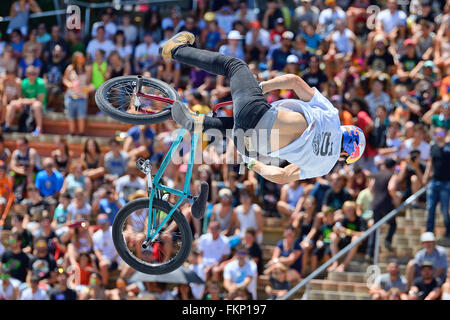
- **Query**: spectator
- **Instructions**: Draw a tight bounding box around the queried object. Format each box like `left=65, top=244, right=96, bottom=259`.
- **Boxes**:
left=267, top=225, right=302, bottom=282
left=28, top=237, right=57, bottom=283
left=86, top=26, right=115, bottom=62
left=18, top=45, right=42, bottom=79
left=7, top=0, right=41, bottom=36
left=366, top=34, right=395, bottom=74
left=375, top=0, right=407, bottom=34
left=264, top=262, right=290, bottom=299
left=268, top=31, right=294, bottom=71
left=114, top=163, right=145, bottom=202
left=79, top=273, right=106, bottom=300
left=61, top=161, right=92, bottom=198
left=219, top=30, right=245, bottom=60
left=112, top=31, right=132, bottom=61
left=408, top=260, right=442, bottom=300
left=117, top=14, right=138, bottom=45
left=134, top=32, right=160, bottom=76
left=0, top=266, right=20, bottom=300
left=364, top=77, right=392, bottom=117
left=293, top=0, right=320, bottom=29
left=0, top=232, right=30, bottom=283
left=328, top=201, right=367, bottom=272
left=63, top=51, right=92, bottom=136
left=402, top=123, right=431, bottom=161
left=91, top=11, right=117, bottom=39
left=124, top=125, right=155, bottom=161
left=311, top=207, right=335, bottom=271
left=245, top=20, right=270, bottom=63
left=223, top=245, right=257, bottom=299
left=93, top=214, right=119, bottom=287
left=442, top=266, right=450, bottom=300
left=20, top=185, right=50, bottom=229
left=36, top=23, right=50, bottom=44
left=49, top=270, right=77, bottom=300
left=322, top=172, right=352, bottom=213
left=93, top=186, right=124, bottom=225
left=90, top=49, right=108, bottom=90
left=9, top=137, right=38, bottom=200
left=197, top=221, right=231, bottom=281
left=406, top=232, right=448, bottom=287
left=66, top=29, right=86, bottom=57
left=262, top=0, right=283, bottom=31
left=10, top=214, right=33, bottom=254
left=234, top=189, right=263, bottom=244
left=52, top=192, right=71, bottom=228
left=370, top=259, right=408, bottom=300
left=423, top=126, right=450, bottom=237
left=242, top=228, right=263, bottom=275
left=42, top=44, right=67, bottom=111
left=20, top=274, right=48, bottom=300
left=42, top=25, right=68, bottom=64
left=210, top=188, right=236, bottom=236
left=65, top=220, right=93, bottom=267
left=67, top=188, right=91, bottom=222
left=81, top=138, right=105, bottom=185
left=34, top=157, right=63, bottom=198
left=302, top=55, right=328, bottom=92
left=4, top=66, right=45, bottom=136
left=51, top=136, right=72, bottom=176
left=317, top=0, right=346, bottom=37
left=277, top=181, right=304, bottom=217
left=104, top=138, right=130, bottom=178
left=216, top=6, right=236, bottom=34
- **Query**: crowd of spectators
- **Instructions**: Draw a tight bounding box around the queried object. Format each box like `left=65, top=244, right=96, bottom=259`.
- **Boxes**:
left=0, top=0, right=449, bottom=300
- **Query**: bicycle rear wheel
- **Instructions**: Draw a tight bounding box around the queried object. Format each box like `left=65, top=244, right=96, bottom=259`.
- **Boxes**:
left=112, top=197, right=192, bottom=275
left=95, top=76, right=179, bottom=125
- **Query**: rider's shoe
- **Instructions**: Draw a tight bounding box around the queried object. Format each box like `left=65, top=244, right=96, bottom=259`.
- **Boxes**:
left=159, top=31, right=195, bottom=61
left=171, top=101, right=203, bottom=132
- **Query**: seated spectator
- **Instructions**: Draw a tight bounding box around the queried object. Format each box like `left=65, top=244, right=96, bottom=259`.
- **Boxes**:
left=0, top=231, right=30, bottom=283
left=242, top=228, right=263, bottom=275
left=10, top=214, right=33, bottom=254
left=20, top=185, right=50, bottom=230
left=197, top=221, right=231, bottom=281
left=108, top=50, right=131, bottom=79
left=266, top=225, right=302, bottom=282
left=277, top=181, right=304, bottom=217
left=93, top=214, right=119, bottom=287
left=134, top=32, right=160, bottom=76
left=115, top=163, right=145, bottom=202
left=91, top=11, right=117, bottom=40
left=81, top=138, right=105, bottom=186
left=49, top=270, right=77, bottom=300
left=406, top=232, right=448, bottom=287
left=7, top=0, right=41, bottom=36
left=36, top=23, right=50, bottom=44
left=366, top=34, right=395, bottom=74
left=267, top=31, right=294, bottom=71
left=86, top=26, right=115, bottom=62
left=90, top=49, right=108, bottom=90
left=223, top=245, right=257, bottom=299
left=18, top=45, right=42, bottom=79
left=4, top=66, right=45, bottom=136
left=65, top=220, right=93, bottom=266
left=374, top=0, right=407, bottom=35
left=79, top=273, right=106, bottom=300
left=20, top=274, right=48, bottom=300
left=302, top=55, right=328, bottom=92
left=328, top=201, right=367, bottom=272
left=66, top=29, right=85, bottom=57
left=234, top=189, right=263, bottom=245
left=42, top=25, right=68, bottom=64
left=321, top=172, right=352, bottom=214
left=1, top=69, right=22, bottom=123
left=201, top=15, right=225, bottom=52
left=42, top=44, right=67, bottom=111
left=104, top=138, right=130, bottom=178
left=28, top=237, right=57, bottom=283
left=210, top=188, right=236, bottom=236
left=61, top=161, right=92, bottom=198
left=124, top=125, right=156, bottom=162
left=35, top=157, right=64, bottom=199
left=219, top=30, right=245, bottom=60
left=62, top=51, right=92, bottom=136
left=263, top=262, right=290, bottom=299
left=0, top=160, right=13, bottom=215
left=117, top=14, right=137, bottom=45
left=51, top=136, right=72, bottom=176
left=93, top=186, right=124, bottom=225
left=52, top=192, right=72, bottom=229
left=0, top=44, right=17, bottom=75
left=370, top=259, right=408, bottom=300
left=0, top=266, right=20, bottom=300
left=408, top=261, right=442, bottom=300
left=67, top=188, right=91, bottom=222
left=9, top=29, right=25, bottom=58
left=311, top=208, right=335, bottom=271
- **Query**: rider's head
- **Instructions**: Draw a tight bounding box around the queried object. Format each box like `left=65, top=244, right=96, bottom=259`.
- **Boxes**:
left=340, top=125, right=366, bottom=164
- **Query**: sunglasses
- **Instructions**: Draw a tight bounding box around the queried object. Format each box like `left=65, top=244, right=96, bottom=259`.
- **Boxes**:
left=35, top=241, right=47, bottom=248
left=0, top=274, right=10, bottom=280
left=8, top=238, right=17, bottom=244
left=237, top=251, right=248, bottom=255
left=434, top=131, right=446, bottom=137
left=98, top=219, right=109, bottom=224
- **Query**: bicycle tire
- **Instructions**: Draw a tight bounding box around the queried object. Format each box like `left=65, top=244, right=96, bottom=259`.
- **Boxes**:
left=95, top=75, right=179, bottom=125
left=112, top=197, right=192, bottom=275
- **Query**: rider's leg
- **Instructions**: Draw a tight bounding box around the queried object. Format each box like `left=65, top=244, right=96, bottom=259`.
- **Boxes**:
left=171, top=45, right=270, bottom=131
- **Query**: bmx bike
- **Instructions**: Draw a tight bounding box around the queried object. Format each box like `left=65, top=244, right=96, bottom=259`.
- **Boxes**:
left=95, top=75, right=232, bottom=274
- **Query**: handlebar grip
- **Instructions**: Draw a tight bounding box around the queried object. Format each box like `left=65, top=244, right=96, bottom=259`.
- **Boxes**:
left=192, top=181, right=209, bottom=219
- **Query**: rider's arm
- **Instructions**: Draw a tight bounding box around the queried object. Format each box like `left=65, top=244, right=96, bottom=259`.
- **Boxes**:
left=251, top=161, right=300, bottom=184
left=260, top=74, right=314, bottom=102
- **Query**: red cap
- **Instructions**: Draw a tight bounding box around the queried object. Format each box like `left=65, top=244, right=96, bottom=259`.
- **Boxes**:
left=250, top=20, right=260, bottom=29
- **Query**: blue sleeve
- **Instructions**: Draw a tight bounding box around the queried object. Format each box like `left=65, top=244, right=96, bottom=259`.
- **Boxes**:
left=35, top=172, right=43, bottom=189
left=127, top=126, right=138, bottom=141
left=56, top=172, right=64, bottom=192
left=98, top=199, right=107, bottom=213
left=145, top=128, right=155, bottom=140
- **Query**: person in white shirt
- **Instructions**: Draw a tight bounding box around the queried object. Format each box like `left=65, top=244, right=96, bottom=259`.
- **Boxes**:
left=223, top=246, right=258, bottom=299
left=245, top=20, right=270, bottom=61
left=134, top=32, right=160, bottom=75
left=401, top=123, right=431, bottom=161
left=93, top=214, right=120, bottom=287
left=318, top=0, right=346, bottom=37
left=91, top=12, right=117, bottom=39
left=163, top=32, right=367, bottom=185
left=86, top=26, right=115, bottom=61
left=375, top=0, right=407, bottom=34
left=187, top=250, right=206, bottom=300
left=115, top=165, right=145, bottom=202
left=197, top=221, right=231, bottom=280
left=234, top=2, right=257, bottom=26
left=215, top=6, right=236, bottom=34
left=329, top=19, right=355, bottom=55
left=117, top=14, right=138, bottom=45
left=20, top=275, right=48, bottom=300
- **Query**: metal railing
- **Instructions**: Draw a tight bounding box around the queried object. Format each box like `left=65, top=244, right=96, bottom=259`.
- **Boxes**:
left=279, top=185, right=428, bottom=300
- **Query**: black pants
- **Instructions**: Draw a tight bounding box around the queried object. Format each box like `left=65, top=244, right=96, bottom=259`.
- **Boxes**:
left=366, top=210, right=396, bottom=256
left=172, top=46, right=271, bottom=134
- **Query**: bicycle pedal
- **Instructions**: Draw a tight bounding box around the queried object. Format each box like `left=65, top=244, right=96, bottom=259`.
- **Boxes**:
left=162, top=193, right=169, bottom=201
left=136, top=157, right=152, bottom=174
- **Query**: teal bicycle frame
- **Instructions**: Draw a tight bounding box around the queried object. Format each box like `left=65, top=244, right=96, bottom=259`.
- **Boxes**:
left=146, top=128, right=199, bottom=242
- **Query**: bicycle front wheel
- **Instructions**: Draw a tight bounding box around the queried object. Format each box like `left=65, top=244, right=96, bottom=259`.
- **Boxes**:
left=112, top=197, right=192, bottom=275
left=95, top=76, right=179, bottom=125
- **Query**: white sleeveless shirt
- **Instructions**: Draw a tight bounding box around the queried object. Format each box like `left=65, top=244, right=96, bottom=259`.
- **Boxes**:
left=267, top=88, right=342, bottom=179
